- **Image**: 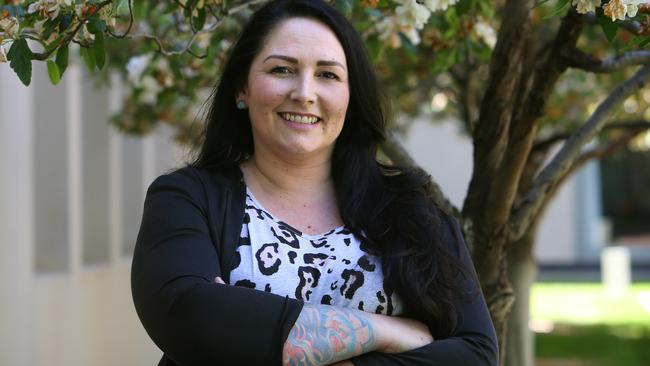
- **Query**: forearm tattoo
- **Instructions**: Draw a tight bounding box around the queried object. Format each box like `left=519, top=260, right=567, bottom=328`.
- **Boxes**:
left=283, top=304, right=377, bottom=366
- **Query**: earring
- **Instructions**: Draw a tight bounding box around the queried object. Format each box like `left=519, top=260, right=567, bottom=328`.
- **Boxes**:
left=236, top=100, right=247, bottom=110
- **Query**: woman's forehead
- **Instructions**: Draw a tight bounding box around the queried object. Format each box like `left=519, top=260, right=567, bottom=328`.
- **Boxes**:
left=256, top=17, right=347, bottom=65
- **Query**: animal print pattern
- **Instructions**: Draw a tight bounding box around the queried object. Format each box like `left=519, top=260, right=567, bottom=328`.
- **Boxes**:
left=228, top=189, right=403, bottom=316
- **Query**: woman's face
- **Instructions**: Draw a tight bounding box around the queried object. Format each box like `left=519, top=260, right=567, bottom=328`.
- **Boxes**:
left=239, top=17, right=350, bottom=161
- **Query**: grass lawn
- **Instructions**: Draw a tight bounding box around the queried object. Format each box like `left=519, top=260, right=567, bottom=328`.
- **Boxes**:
left=531, top=283, right=650, bottom=366
left=531, top=282, right=650, bottom=325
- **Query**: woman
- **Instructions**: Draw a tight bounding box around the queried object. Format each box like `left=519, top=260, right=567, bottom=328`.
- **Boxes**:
left=131, top=1, right=498, bottom=365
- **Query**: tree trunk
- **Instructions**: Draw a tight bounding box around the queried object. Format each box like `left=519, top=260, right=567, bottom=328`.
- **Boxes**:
left=505, top=222, right=539, bottom=366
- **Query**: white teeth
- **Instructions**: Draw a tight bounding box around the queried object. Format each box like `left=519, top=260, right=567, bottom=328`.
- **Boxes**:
left=281, top=113, right=319, bottom=124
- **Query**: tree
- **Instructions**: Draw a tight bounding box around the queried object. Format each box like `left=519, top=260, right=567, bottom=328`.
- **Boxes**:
left=2, top=1, right=650, bottom=365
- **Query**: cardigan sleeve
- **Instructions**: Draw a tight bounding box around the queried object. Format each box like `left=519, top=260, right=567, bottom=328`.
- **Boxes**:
left=131, top=169, right=304, bottom=366
left=350, top=215, right=499, bottom=366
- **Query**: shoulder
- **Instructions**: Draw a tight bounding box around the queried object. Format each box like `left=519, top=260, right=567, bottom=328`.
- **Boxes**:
left=434, top=209, right=466, bottom=258
left=149, top=164, right=242, bottom=190
left=146, top=164, right=243, bottom=203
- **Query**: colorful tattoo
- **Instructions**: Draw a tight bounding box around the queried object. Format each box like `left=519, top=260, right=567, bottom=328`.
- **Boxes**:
left=283, top=304, right=376, bottom=366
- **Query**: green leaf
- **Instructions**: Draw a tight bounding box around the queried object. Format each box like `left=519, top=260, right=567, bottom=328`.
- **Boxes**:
left=534, top=0, right=553, bottom=8
left=543, top=0, right=570, bottom=20
left=639, top=37, right=650, bottom=49
left=192, top=8, right=206, bottom=31
left=183, top=0, right=198, bottom=18
left=47, top=60, right=61, bottom=84
left=87, top=14, right=107, bottom=34
left=7, top=39, right=33, bottom=86
left=444, top=7, right=460, bottom=29
left=455, top=0, right=476, bottom=15
left=335, top=0, right=353, bottom=18
left=55, top=42, right=69, bottom=76
left=45, top=35, right=65, bottom=54
left=94, top=31, right=106, bottom=70
left=366, top=38, right=385, bottom=63
left=79, top=46, right=96, bottom=71
left=42, top=17, right=62, bottom=40
left=134, top=0, right=146, bottom=20
left=58, top=13, right=74, bottom=33
left=597, top=10, right=618, bottom=42
left=477, top=0, right=495, bottom=19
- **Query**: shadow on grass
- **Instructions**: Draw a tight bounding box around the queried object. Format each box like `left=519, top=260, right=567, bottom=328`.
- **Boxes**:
left=535, top=324, right=650, bottom=366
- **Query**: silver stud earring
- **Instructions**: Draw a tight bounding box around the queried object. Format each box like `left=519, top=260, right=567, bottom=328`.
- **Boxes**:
left=236, top=100, right=247, bottom=110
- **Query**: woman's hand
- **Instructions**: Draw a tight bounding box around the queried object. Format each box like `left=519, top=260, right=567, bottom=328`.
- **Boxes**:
left=374, top=315, right=433, bottom=354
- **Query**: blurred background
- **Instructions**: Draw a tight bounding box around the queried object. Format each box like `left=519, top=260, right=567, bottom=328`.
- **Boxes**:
left=2, top=57, right=649, bottom=366
left=3, top=0, right=650, bottom=363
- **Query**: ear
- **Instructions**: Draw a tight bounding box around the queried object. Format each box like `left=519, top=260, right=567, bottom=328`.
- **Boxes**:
left=236, top=87, right=248, bottom=103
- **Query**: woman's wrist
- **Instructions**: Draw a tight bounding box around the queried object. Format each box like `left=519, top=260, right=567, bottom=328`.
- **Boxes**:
left=282, top=304, right=380, bottom=365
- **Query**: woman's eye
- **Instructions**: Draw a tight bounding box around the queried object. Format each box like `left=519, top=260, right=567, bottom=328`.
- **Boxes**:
left=319, top=71, right=340, bottom=80
left=270, top=66, right=292, bottom=75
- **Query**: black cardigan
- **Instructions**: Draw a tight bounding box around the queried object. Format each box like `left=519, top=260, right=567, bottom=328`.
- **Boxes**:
left=131, top=165, right=499, bottom=365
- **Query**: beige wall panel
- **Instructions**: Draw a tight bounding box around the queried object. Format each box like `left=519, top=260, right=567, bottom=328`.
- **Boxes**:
left=34, top=264, right=159, bottom=366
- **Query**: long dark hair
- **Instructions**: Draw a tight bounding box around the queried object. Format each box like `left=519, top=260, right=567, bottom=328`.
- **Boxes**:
left=193, top=0, right=469, bottom=338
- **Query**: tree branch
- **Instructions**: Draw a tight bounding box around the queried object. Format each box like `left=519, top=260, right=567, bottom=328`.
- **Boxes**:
left=31, top=0, right=113, bottom=61
left=462, top=0, right=534, bottom=218
left=116, top=0, right=268, bottom=58
left=380, top=133, right=460, bottom=218
left=106, top=0, right=134, bottom=38
left=533, top=120, right=650, bottom=152
left=566, top=49, right=650, bottom=73
left=571, top=126, right=648, bottom=171
left=583, top=13, right=648, bottom=35
left=516, top=120, right=650, bottom=240
left=509, top=65, right=650, bottom=240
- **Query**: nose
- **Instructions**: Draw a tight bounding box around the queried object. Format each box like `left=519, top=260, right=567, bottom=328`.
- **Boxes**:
left=290, top=74, right=316, bottom=105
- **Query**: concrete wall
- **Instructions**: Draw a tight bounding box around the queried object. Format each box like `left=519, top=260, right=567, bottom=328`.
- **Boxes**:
left=1, top=61, right=183, bottom=365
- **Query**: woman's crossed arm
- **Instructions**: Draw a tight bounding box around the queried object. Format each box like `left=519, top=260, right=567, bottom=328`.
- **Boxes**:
left=282, top=303, right=433, bottom=366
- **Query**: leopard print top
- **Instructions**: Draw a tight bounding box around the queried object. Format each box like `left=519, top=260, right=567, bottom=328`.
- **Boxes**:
left=228, top=188, right=403, bottom=316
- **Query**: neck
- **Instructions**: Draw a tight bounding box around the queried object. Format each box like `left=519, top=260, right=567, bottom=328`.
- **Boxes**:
left=242, top=151, right=335, bottom=200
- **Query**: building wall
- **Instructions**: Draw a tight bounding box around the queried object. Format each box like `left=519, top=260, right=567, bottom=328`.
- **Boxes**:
left=398, top=116, right=603, bottom=264
left=1, top=62, right=171, bottom=365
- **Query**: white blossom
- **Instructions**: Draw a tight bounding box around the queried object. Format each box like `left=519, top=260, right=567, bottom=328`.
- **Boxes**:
left=375, top=0, right=432, bottom=47
left=572, top=0, right=601, bottom=13
left=602, top=0, right=644, bottom=20
left=99, top=6, right=116, bottom=28
left=27, top=0, right=72, bottom=20
left=474, top=19, right=497, bottom=49
left=127, top=54, right=153, bottom=86
left=139, top=75, right=163, bottom=105
left=422, top=0, right=460, bottom=12
left=33, top=19, right=47, bottom=36
left=622, top=0, right=645, bottom=17
left=0, top=44, right=7, bottom=63
left=395, top=0, right=431, bottom=30
left=603, top=0, right=627, bottom=20
left=73, top=23, right=95, bottom=43
left=0, top=16, right=20, bottom=39
left=181, top=66, right=198, bottom=78
left=376, top=15, right=420, bottom=48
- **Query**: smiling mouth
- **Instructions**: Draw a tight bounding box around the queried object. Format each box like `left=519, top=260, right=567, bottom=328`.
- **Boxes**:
left=279, top=112, right=321, bottom=124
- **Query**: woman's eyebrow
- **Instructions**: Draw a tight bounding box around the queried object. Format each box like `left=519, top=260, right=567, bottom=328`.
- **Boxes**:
left=263, top=55, right=346, bottom=71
